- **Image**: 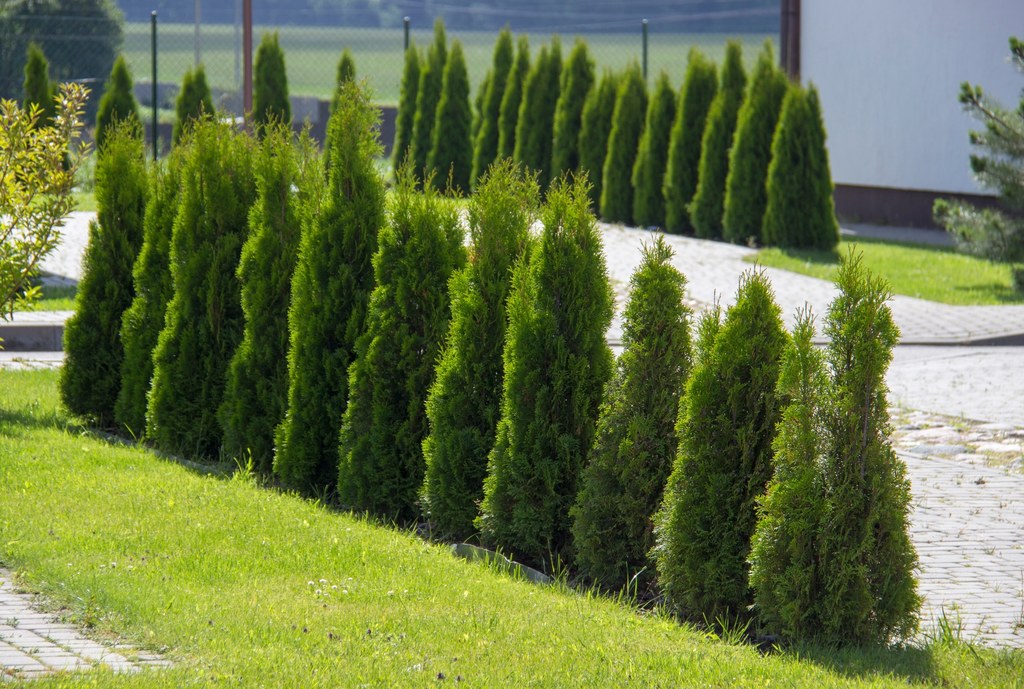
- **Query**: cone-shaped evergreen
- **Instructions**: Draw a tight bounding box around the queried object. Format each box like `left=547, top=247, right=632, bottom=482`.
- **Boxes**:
left=514, top=38, right=562, bottom=190
left=471, top=70, right=490, bottom=147
left=497, top=36, right=530, bottom=161
left=723, top=43, right=788, bottom=244
left=550, top=40, right=595, bottom=181
left=600, top=64, right=647, bottom=223
left=172, top=64, right=214, bottom=146
left=410, top=20, right=448, bottom=178
left=762, top=84, right=839, bottom=250
left=115, top=149, right=184, bottom=438
left=338, top=169, right=467, bottom=522
left=422, top=161, right=539, bottom=539
left=478, top=175, right=614, bottom=570
left=23, top=42, right=55, bottom=125
left=571, top=236, right=691, bottom=591
left=631, top=72, right=676, bottom=227
left=690, top=41, right=746, bottom=239
left=427, top=40, right=473, bottom=193
left=655, top=269, right=786, bottom=621
left=146, top=118, right=256, bottom=458
left=95, top=55, right=141, bottom=151
left=330, top=48, right=356, bottom=114
left=219, top=125, right=316, bottom=471
left=392, top=43, right=421, bottom=169
left=471, top=27, right=514, bottom=187
left=664, top=49, right=718, bottom=233
left=60, top=120, right=148, bottom=427
left=253, top=32, right=291, bottom=131
left=578, top=69, right=620, bottom=211
left=274, top=81, right=386, bottom=493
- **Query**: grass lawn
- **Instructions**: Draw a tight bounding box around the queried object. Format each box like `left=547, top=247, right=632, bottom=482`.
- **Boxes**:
left=749, top=237, right=1024, bottom=305
left=72, top=191, right=97, bottom=213
left=0, top=370, right=1021, bottom=687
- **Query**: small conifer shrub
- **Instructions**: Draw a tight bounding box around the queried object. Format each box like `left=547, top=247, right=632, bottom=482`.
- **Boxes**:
left=253, top=32, right=291, bottom=131
left=274, top=81, right=386, bottom=493
left=497, top=36, right=530, bottom=161
left=338, top=169, right=467, bottom=522
left=571, top=236, right=691, bottom=591
left=330, top=48, right=356, bottom=114
left=427, top=40, right=473, bottom=193
left=60, top=120, right=148, bottom=427
left=471, top=27, right=514, bottom=187
left=600, top=64, right=647, bottom=223
left=422, top=160, right=539, bottom=539
left=173, top=64, right=214, bottom=145
left=23, top=42, right=55, bottom=125
left=631, top=72, right=677, bottom=227
left=410, top=20, right=448, bottom=178
left=578, top=69, right=620, bottom=211
left=655, top=269, right=786, bottom=621
left=689, top=41, right=746, bottom=239
left=762, top=84, right=839, bottom=250
left=664, top=49, right=718, bottom=233
left=392, top=44, right=421, bottom=169
left=514, top=38, right=562, bottom=190
left=95, top=55, right=141, bottom=151
left=550, top=39, right=595, bottom=181
left=478, top=175, right=614, bottom=569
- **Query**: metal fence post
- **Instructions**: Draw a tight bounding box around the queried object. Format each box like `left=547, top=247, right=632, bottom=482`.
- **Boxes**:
left=151, top=10, right=158, bottom=161
left=642, top=18, right=649, bottom=81
left=404, top=16, right=410, bottom=52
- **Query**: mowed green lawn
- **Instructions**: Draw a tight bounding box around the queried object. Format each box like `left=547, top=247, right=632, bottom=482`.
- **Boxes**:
left=1, top=369, right=1022, bottom=687
left=123, top=22, right=774, bottom=106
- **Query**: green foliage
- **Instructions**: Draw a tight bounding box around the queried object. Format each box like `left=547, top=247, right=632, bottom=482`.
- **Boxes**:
left=219, top=125, right=316, bottom=471
left=422, top=161, right=539, bottom=540
left=94, top=54, right=140, bottom=151
left=60, top=120, right=147, bottom=426
left=274, top=81, right=385, bottom=493
left=471, top=70, right=490, bottom=147
left=146, top=118, right=256, bottom=458
left=497, top=36, right=530, bottom=161
left=253, top=32, right=291, bottom=132
left=392, top=43, right=420, bottom=169
left=571, top=236, right=691, bottom=591
left=631, top=72, right=676, bottom=227
left=172, top=64, right=213, bottom=146
left=690, top=41, right=746, bottom=239
left=22, top=42, right=55, bottom=124
left=115, top=149, right=184, bottom=438
left=655, top=269, right=786, bottom=620
left=762, top=84, right=839, bottom=250
left=479, top=175, right=614, bottom=569
left=664, top=49, right=718, bottom=233
left=550, top=40, right=595, bottom=181
left=471, top=27, right=514, bottom=187
left=410, top=20, right=448, bottom=178
left=338, top=169, right=467, bottom=522
left=723, top=42, right=787, bottom=244
left=329, top=48, right=356, bottom=114
left=427, top=40, right=473, bottom=193
left=577, top=69, right=620, bottom=211
left=513, top=38, right=562, bottom=191
left=600, top=64, right=647, bottom=223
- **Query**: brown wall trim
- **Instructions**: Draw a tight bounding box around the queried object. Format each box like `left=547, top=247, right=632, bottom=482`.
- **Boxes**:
left=834, top=183, right=998, bottom=229
left=780, top=0, right=800, bottom=79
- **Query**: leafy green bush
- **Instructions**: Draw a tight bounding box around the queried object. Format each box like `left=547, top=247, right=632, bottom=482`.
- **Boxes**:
left=655, top=269, right=786, bottom=621
left=428, top=40, right=473, bottom=193
left=330, top=48, right=356, bottom=114
left=631, top=72, right=676, bottom=227
left=23, top=42, right=55, bottom=124
left=253, top=32, right=291, bottom=132
left=172, top=64, right=213, bottom=146
left=392, top=44, right=420, bottom=169
left=478, top=175, right=614, bottom=569
left=60, top=120, right=147, bottom=427
left=497, top=36, right=530, bottom=161
left=94, top=55, right=140, bottom=151
left=514, top=38, right=562, bottom=191
left=410, top=20, right=447, bottom=178
left=578, top=69, right=620, bottom=211
left=274, top=81, right=386, bottom=493
left=471, top=28, right=513, bottom=187
left=550, top=39, right=595, bottom=181
left=600, top=64, right=647, bottom=223
left=722, top=42, right=787, bottom=244
left=571, top=236, right=691, bottom=591
left=338, top=169, right=467, bottom=522
left=762, top=84, right=839, bottom=249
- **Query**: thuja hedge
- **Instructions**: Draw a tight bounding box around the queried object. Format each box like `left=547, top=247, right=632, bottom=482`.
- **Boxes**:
left=173, top=64, right=213, bottom=146
left=411, top=20, right=447, bottom=179
left=497, top=36, right=530, bottom=161
left=94, top=55, right=140, bottom=151
left=23, top=42, right=55, bottom=124
left=471, top=27, right=513, bottom=187
left=631, top=72, right=676, bottom=228
left=428, top=40, right=472, bottom=193
left=578, top=69, right=620, bottom=211
left=550, top=39, right=595, bottom=182
left=600, top=64, right=647, bottom=224
left=392, top=44, right=420, bottom=170
left=514, top=38, right=562, bottom=191
left=253, top=32, right=290, bottom=132
left=330, top=48, right=356, bottom=114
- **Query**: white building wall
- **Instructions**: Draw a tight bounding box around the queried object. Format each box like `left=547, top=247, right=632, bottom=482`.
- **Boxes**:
left=801, top=0, right=1024, bottom=195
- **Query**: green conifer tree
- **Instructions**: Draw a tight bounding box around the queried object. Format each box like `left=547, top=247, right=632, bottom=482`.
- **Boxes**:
left=274, top=81, right=386, bottom=493
left=497, top=36, right=530, bottom=161
left=410, top=20, right=448, bottom=178
left=762, top=84, right=839, bottom=249
left=60, top=120, right=148, bottom=426
left=330, top=48, right=356, bottom=114
left=471, top=27, right=514, bottom=187
left=550, top=39, right=595, bottom=181
left=655, top=269, right=786, bottom=620
left=578, top=69, right=620, bottom=211
left=471, top=70, right=491, bottom=148
left=478, top=175, right=614, bottom=569
left=631, top=72, right=676, bottom=227
left=172, top=64, right=214, bottom=146
left=600, top=64, right=647, bottom=223
left=95, top=55, right=141, bottom=151
left=23, top=42, right=55, bottom=125
left=392, top=43, right=421, bottom=169
left=253, top=32, right=291, bottom=132
left=571, top=236, right=691, bottom=591
left=689, top=41, right=746, bottom=239
left=422, top=161, right=539, bottom=539
left=663, top=49, right=718, bottom=233
left=513, top=38, right=562, bottom=190
left=427, top=40, right=473, bottom=193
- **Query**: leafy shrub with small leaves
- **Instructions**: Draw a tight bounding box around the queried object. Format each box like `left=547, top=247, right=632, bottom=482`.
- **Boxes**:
left=471, top=28, right=513, bottom=187
left=571, top=235, right=691, bottom=591
left=514, top=38, right=562, bottom=190
left=95, top=55, right=140, bottom=151
left=550, top=39, right=595, bottom=181
left=428, top=40, right=473, bottom=193
left=497, top=36, right=530, bottom=161
left=253, top=32, right=291, bottom=131
left=172, top=64, right=213, bottom=145
left=600, top=64, right=647, bottom=223
left=578, top=69, right=620, bottom=211
left=330, top=48, right=356, bottom=114
left=392, top=44, right=420, bottom=169
left=410, top=20, right=448, bottom=178
left=23, top=42, right=55, bottom=124
left=631, top=72, right=676, bottom=227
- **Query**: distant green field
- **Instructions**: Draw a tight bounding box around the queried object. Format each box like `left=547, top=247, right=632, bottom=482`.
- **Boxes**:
left=124, top=22, right=773, bottom=106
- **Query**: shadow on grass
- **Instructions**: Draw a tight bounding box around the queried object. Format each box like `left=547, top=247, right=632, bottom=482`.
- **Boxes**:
left=952, top=282, right=1024, bottom=305
left=785, top=640, right=938, bottom=685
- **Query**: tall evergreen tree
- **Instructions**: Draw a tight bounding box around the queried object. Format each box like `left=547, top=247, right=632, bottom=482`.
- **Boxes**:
left=478, top=175, right=614, bottom=570
left=253, top=31, right=291, bottom=131
left=497, top=36, right=530, bottom=162
left=410, top=19, right=448, bottom=178
left=172, top=64, right=214, bottom=145
left=571, top=236, right=692, bottom=591
left=514, top=38, right=562, bottom=190
left=471, top=27, right=514, bottom=187
left=664, top=49, right=718, bottom=233
left=631, top=72, right=676, bottom=227
left=600, top=64, right=647, bottom=223
left=338, top=169, right=467, bottom=522
left=392, top=43, right=421, bottom=169
left=427, top=40, right=473, bottom=193
left=422, top=161, right=539, bottom=539
left=689, top=41, right=746, bottom=239
left=274, top=81, right=386, bottom=493
left=60, top=120, right=148, bottom=427
left=471, top=70, right=491, bottom=148
left=330, top=48, right=356, bottom=114
left=23, top=42, right=55, bottom=125
left=578, top=69, right=620, bottom=212
left=95, top=55, right=140, bottom=151
left=550, top=39, right=595, bottom=181
left=723, top=42, right=788, bottom=244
